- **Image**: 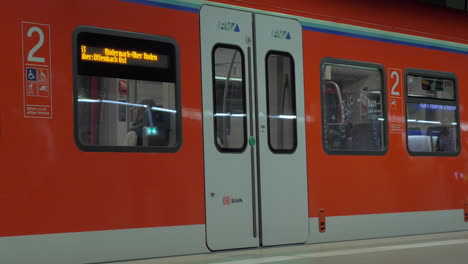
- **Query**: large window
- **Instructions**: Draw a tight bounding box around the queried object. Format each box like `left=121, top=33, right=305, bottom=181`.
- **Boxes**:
left=406, top=70, right=459, bottom=155
left=321, top=59, right=387, bottom=154
left=74, top=27, right=181, bottom=152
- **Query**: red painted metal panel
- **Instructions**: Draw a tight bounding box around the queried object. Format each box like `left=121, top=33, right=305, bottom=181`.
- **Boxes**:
left=1, top=0, right=467, bottom=240
left=304, top=29, right=467, bottom=218
left=0, top=0, right=204, bottom=237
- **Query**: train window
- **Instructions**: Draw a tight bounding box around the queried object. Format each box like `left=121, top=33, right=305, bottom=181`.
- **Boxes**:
left=321, top=59, right=387, bottom=154
left=406, top=70, right=459, bottom=156
left=266, top=52, right=297, bottom=153
left=212, top=45, right=247, bottom=152
left=73, top=27, right=181, bottom=152
left=408, top=75, right=455, bottom=100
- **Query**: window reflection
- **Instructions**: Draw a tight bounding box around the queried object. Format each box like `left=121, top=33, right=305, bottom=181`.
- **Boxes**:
left=322, top=63, right=386, bottom=152
left=77, top=77, right=177, bottom=147
left=406, top=73, right=459, bottom=154
left=266, top=52, right=297, bottom=152
left=407, top=103, right=458, bottom=153
left=212, top=46, right=247, bottom=151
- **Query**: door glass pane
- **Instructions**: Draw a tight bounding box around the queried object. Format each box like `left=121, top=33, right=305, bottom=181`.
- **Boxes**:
left=213, top=46, right=247, bottom=152
left=266, top=52, right=297, bottom=152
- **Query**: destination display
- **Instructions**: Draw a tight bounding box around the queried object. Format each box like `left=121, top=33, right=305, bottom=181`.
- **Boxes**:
left=80, top=45, right=169, bottom=69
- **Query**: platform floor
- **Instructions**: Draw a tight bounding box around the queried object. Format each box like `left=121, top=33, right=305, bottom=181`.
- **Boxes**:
left=107, top=231, right=468, bottom=264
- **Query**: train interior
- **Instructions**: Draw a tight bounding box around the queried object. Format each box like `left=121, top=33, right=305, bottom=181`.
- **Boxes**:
left=212, top=47, right=246, bottom=149
left=212, top=47, right=297, bottom=150
left=323, top=63, right=385, bottom=151
left=76, top=76, right=177, bottom=147
left=406, top=76, right=457, bottom=153
left=266, top=53, right=296, bottom=151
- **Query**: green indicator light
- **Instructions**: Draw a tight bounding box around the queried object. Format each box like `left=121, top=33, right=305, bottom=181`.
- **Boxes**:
left=145, top=127, right=159, bottom=136
left=249, top=137, right=256, bottom=146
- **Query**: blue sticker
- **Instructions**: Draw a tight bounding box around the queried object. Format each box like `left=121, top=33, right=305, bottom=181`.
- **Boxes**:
left=26, top=68, right=37, bottom=81
left=272, top=30, right=291, bottom=40
left=218, top=21, right=240, bottom=32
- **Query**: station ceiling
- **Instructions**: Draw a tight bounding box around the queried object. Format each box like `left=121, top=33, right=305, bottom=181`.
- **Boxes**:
left=419, top=0, right=467, bottom=11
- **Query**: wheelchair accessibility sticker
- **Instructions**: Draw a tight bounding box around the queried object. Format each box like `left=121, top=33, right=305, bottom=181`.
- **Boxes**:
left=22, top=21, right=52, bottom=118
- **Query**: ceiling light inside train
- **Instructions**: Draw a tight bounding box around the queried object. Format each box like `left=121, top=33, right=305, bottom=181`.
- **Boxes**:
left=214, top=113, right=246, bottom=117
left=77, top=98, right=177, bottom=113
left=268, top=115, right=297, bottom=119
left=215, top=76, right=243, bottom=82
left=407, top=119, right=442, bottom=124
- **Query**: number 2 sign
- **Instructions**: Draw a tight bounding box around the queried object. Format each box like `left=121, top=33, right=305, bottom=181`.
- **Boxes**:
left=388, top=68, right=403, bottom=134
left=22, top=22, right=52, bottom=118
left=389, top=68, right=402, bottom=98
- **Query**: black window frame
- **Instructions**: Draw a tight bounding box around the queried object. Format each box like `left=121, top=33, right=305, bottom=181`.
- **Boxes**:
left=320, top=57, right=388, bottom=156
left=211, top=43, right=248, bottom=153
left=405, top=68, right=460, bottom=157
left=73, top=26, right=182, bottom=153
left=265, top=50, right=297, bottom=154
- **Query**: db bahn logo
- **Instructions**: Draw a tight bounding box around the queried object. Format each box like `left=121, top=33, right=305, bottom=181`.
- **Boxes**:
left=222, top=196, right=231, bottom=205
left=217, top=21, right=240, bottom=32
left=272, top=29, right=291, bottom=40
left=222, top=196, right=243, bottom=205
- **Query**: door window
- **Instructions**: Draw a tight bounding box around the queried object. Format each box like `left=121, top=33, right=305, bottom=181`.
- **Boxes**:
left=212, top=45, right=247, bottom=152
left=266, top=52, right=297, bottom=153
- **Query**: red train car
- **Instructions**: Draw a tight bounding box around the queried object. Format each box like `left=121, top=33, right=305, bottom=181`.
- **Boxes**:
left=1, top=0, right=467, bottom=263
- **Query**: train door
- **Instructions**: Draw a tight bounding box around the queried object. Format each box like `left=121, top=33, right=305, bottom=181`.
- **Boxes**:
left=201, top=5, right=308, bottom=251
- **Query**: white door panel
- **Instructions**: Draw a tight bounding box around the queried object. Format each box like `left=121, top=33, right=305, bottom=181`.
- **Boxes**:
left=201, top=5, right=309, bottom=250
left=201, top=5, right=258, bottom=251
left=255, top=14, right=309, bottom=246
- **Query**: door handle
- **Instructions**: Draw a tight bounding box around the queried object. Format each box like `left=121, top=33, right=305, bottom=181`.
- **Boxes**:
left=247, top=46, right=257, bottom=238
